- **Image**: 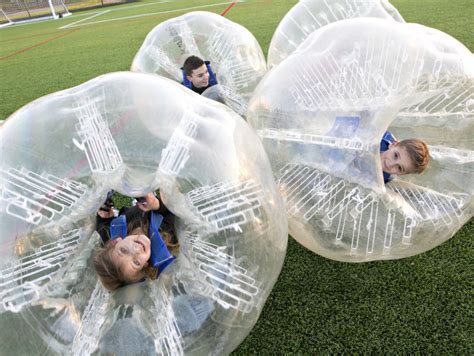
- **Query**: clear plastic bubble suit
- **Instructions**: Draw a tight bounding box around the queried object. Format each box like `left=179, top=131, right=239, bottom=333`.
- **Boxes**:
left=0, top=72, right=287, bottom=354
left=131, top=11, right=266, bottom=116
left=267, top=0, right=405, bottom=69
left=246, top=18, right=474, bottom=262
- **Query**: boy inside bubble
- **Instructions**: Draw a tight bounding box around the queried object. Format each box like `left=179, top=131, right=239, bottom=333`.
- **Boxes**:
left=324, top=116, right=430, bottom=185
left=93, top=191, right=179, bottom=291
left=181, top=55, right=218, bottom=95
left=380, top=131, right=430, bottom=183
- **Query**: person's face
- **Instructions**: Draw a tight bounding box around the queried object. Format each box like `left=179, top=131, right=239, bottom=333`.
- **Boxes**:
left=111, top=234, right=151, bottom=282
left=187, top=64, right=209, bottom=88
left=380, top=142, right=416, bottom=176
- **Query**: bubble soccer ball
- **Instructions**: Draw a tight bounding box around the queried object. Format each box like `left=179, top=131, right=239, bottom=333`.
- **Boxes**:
left=247, top=18, right=474, bottom=262
left=0, top=72, right=287, bottom=354
left=131, top=11, right=267, bottom=115
left=267, top=0, right=405, bottom=69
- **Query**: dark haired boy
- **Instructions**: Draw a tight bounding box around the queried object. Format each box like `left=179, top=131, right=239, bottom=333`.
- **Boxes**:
left=181, top=55, right=218, bottom=94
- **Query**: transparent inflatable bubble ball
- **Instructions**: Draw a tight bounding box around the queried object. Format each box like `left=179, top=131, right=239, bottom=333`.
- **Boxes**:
left=267, top=0, right=405, bottom=69
left=0, top=72, right=287, bottom=354
left=131, top=11, right=267, bottom=111
left=247, top=18, right=474, bottom=262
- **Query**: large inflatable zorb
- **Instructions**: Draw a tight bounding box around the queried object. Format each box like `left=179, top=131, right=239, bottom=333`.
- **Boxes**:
left=247, top=18, right=474, bottom=262
left=0, top=72, right=287, bottom=354
left=131, top=11, right=266, bottom=116
left=267, top=0, right=405, bottom=69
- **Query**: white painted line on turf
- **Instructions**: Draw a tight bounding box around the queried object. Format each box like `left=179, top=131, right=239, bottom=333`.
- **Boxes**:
left=62, top=1, right=242, bottom=29
left=3, top=0, right=172, bottom=28
left=101, top=0, right=172, bottom=13
left=59, top=10, right=110, bottom=29
left=65, top=0, right=173, bottom=21
left=56, top=0, right=172, bottom=21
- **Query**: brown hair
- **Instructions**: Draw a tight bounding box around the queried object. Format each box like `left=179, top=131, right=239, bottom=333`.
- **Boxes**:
left=183, top=55, right=205, bottom=76
left=93, top=240, right=128, bottom=291
left=93, top=208, right=179, bottom=291
left=398, top=138, right=430, bottom=173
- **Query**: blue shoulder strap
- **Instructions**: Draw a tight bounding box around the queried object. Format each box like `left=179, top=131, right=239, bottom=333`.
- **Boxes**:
left=110, top=215, right=127, bottom=240
left=380, top=131, right=396, bottom=152
left=380, top=131, right=396, bottom=183
left=149, top=211, right=176, bottom=274
left=328, top=116, right=360, bottom=138
left=204, top=61, right=218, bottom=87
left=181, top=67, right=193, bottom=89
left=181, top=60, right=218, bottom=89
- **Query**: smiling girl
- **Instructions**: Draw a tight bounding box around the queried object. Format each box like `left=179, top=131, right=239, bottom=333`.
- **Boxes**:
left=93, top=192, right=179, bottom=291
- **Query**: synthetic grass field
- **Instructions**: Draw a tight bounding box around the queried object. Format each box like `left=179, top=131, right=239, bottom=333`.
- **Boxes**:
left=0, top=0, right=472, bottom=353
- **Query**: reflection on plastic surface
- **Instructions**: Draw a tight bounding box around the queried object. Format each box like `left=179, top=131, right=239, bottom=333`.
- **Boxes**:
left=267, top=0, right=405, bottom=68
left=0, top=72, right=287, bottom=354
left=247, top=18, right=473, bottom=261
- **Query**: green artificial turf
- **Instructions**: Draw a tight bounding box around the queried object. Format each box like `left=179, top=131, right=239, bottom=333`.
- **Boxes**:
left=0, top=0, right=472, bottom=353
left=234, top=219, right=473, bottom=354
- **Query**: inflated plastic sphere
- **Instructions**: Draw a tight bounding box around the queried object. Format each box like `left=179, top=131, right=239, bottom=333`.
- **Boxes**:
left=0, top=72, right=287, bottom=354
left=201, top=84, right=249, bottom=116
left=247, top=18, right=473, bottom=262
left=267, top=0, right=404, bottom=69
left=131, top=11, right=266, bottom=115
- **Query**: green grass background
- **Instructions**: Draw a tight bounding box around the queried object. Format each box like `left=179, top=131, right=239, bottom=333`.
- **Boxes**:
left=0, top=0, right=472, bottom=353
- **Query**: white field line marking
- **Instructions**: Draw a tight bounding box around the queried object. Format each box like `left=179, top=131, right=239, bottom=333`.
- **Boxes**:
left=2, top=0, right=172, bottom=28
left=99, top=0, right=172, bottom=12
left=60, top=0, right=174, bottom=29
left=59, top=10, right=110, bottom=29
left=72, top=0, right=173, bottom=17
left=60, top=1, right=241, bottom=29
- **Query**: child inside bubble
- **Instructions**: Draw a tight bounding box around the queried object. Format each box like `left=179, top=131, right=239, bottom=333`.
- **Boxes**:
left=93, top=192, right=179, bottom=291
left=181, top=55, right=218, bottom=95
left=380, top=131, right=430, bottom=183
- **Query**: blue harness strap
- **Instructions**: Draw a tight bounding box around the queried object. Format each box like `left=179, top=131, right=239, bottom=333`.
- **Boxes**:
left=149, top=211, right=176, bottom=273
left=380, top=131, right=396, bottom=151
left=110, top=215, right=127, bottom=239
left=380, top=131, right=396, bottom=183
left=327, top=116, right=360, bottom=138
left=109, top=211, right=176, bottom=276
left=205, top=61, right=218, bottom=87
left=316, top=115, right=361, bottom=168
left=181, top=61, right=218, bottom=89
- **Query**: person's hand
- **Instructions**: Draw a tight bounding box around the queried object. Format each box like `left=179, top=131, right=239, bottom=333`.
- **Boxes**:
left=97, top=207, right=115, bottom=219
left=137, top=192, right=160, bottom=212
left=388, top=139, right=400, bottom=149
